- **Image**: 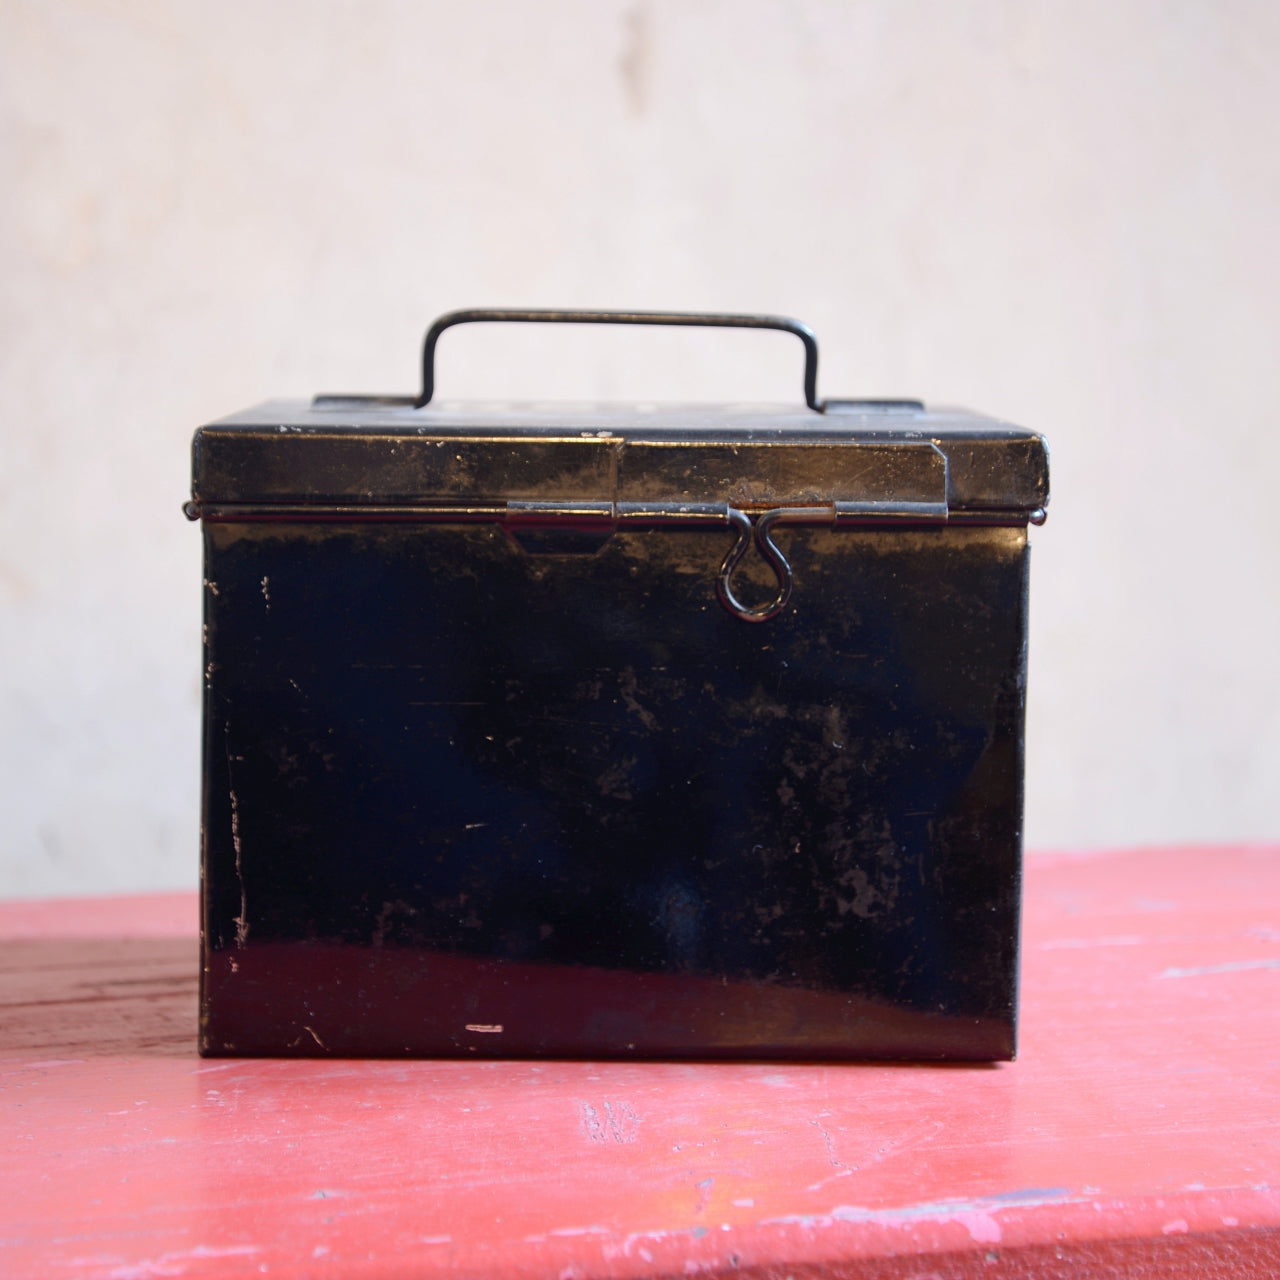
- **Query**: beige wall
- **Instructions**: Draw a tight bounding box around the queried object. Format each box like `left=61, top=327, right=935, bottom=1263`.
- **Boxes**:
left=2, top=0, right=1277, bottom=896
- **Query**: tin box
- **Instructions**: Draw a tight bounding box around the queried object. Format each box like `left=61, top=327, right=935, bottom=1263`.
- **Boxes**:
left=187, top=310, right=1049, bottom=1060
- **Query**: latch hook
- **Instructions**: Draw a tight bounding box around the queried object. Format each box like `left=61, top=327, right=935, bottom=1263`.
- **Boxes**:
left=718, top=508, right=829, bottom=623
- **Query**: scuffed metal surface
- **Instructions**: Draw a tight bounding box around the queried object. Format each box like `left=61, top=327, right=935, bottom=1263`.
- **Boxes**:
left=200, top=519, right=1030, bottom=1059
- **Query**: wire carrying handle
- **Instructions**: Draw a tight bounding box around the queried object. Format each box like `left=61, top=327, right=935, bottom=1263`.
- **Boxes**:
left=417, top=308, right=825, bottom=411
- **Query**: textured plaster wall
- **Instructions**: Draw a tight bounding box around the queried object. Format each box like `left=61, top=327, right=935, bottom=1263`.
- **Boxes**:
left=1, top=0, right=1277, bottom=897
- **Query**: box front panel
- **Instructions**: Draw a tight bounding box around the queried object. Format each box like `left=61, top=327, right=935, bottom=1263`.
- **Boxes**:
left=200, top=520, right=1028, bottom=1059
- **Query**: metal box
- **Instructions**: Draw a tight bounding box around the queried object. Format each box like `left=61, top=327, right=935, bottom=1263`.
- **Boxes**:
left=188, top=310, right=1049, bottom=1060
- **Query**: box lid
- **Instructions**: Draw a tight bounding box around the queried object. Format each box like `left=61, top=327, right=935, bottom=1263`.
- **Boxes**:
left=190, top=398, right=1048, bottom=520
left=187, top=309, right=1047, bottom=522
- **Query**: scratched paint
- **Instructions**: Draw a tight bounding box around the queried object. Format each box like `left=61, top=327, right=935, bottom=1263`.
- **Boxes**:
left=198, top=520, right=1031, bottom=1058
left=580, top=1100, right=641, bottom=1144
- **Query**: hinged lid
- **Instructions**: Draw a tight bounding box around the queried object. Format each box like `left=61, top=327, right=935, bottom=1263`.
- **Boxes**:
left=189, top=308, right=1048, bottom=517
left=187, top=310, right=1048, bottom=621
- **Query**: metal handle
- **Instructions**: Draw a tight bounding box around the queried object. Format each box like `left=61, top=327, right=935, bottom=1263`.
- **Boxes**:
left=417, top=308, right=823, bottom=411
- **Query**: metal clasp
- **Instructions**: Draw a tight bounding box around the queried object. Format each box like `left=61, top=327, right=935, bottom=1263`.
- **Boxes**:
left=717, top=507, right=837, bottom=624
left=184, top=491, right=949, bottom=626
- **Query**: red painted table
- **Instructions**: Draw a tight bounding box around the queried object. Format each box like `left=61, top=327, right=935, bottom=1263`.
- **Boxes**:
left=2, top=844, right=1278, bottom=1278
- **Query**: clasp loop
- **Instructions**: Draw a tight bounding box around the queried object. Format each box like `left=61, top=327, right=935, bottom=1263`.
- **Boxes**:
left=717, top=507, right=835, bottom=623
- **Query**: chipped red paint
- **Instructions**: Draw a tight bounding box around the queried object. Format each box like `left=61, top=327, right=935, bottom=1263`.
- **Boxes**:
left=2, top=843, right=1278, bottom=1278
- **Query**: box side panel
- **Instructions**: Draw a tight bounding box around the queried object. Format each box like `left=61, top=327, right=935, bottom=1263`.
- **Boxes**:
left=199, top=521, right=1028, bottom=1060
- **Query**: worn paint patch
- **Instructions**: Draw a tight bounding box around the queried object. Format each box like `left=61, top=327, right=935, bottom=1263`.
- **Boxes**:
left=1158, top=959, right=1280, bottom=979
left=580, top=1100, right=642, bottom=1144
left=763, top=1187, right=1076, bottom=1245
left=100, top=1244, right=262, bottom=1279
left=1041, top=935, right=1145, bottom=949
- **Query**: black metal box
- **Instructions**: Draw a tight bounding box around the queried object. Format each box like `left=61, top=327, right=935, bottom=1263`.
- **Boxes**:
left=188, top=311, right=1048, bottom=1060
